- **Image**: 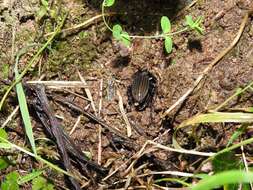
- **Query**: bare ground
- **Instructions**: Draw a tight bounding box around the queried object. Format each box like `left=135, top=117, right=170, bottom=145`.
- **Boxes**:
left=1, top=0, right=253, bottom=189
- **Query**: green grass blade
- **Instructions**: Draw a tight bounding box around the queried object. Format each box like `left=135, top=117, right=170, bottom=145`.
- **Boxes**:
left=227, top=125, right=246, bottom=147
left=18, top=170, right=44, bottom=185
left=173, top=112, right=253, bottom=149
left=14, top=52, right=36, bottom=155
left=15, top=74, right=37, bottom=155
left=0, top=135, right=75, bottom=179
left=182, top=112, right=253, bottom=126
left=191, top=170, right=253, bottom=190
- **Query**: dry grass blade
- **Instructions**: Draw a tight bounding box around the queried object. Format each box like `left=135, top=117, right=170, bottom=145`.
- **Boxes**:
left=44, top=14, right=111, bottom=37
left=26, top=80, right=89, bottom=88
left=150, top=171, right=194, bottom=177
left=117, top=90, right=132, bottom=137
left=240, top=145, right=253, bottom=189
left=70, top=115, right=81, bottom=135
left=180, top=112, right=253, bottom=125
left=77, top=70, right=98, bottom=116
left=1, top=106, right=19, bottom=128
left=147, top=140, right=215, bottom=157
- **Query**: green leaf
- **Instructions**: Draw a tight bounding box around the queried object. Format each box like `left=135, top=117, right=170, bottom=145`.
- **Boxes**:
left=36, top=6, right=47, bottom=21
left=185, top=15, right=194, bottom=27
left=121, top=32, right=131, bottom=47
left=212, top=152, right=240, bottom=173
left=1, top=171, right=20, bottom=190
left=112, top=24, right=122, bottom=40
left=2, top=64, right=9, bottom=79
left=179, top=112, right=253, bottom=125
left=32, top=176, right=54, bottom=190
left=78, top=31, right=88, bottom=39
left=41, top=0, right=49, bottom=8
left=103, top=0, right=115, bottom=7
left=0, top=128, right=8, bottom=141
left=0, top=157, right=10, bottom=170
left=227, top=126, right=246, bottom=147
left=18, top=170, right=44, bottom=185
left=0, top=143, right=12, bottom=149
left=248, top=107, right=253, bottom=113
left=15, top=61, right=37, bottom=155
left=185, top=15, right=204, bottom=35
left=161, top=16, right=171, bottom=33
left=164, top=36, right=173, bottom=53
left=191, top=170, right=253, bottom=190
left=235, top=87, right=243, bottom=96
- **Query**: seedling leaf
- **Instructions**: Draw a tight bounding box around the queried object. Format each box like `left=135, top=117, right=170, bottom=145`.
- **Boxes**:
left=103, top=0, right=115, bottom=7
left=32, top=176, right=54, bottom=190
left=113, top=24, right=122, bottom=40
left=1, top=171, right=20, bottom=190
left=121, top=32, right=131, bottom=47
left=0, top=143, right=12, bottom=149
left=185, top=15, right=204, bottom=35
left=212, top=152, right=240, bottom=172
left=0, top=128, right=8, bottom=141
left=185, top=15, right=194, bottom=27
left=18, top=170, right=44, bottom=185
left=161, top=16, right=171, bottom=33
left=0, top=157, right=10, bottom=170
left=41, top=0, right=49, bottom=8
left=164, top=36, right=173, bottom=53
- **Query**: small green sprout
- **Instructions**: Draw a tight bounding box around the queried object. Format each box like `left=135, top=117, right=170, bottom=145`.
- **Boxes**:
left=102, top=0, right=204, bottom=54
left=161, top=16, right=173, bottom=53
left=112, top=25, right=131, bottom=47
left=103, top=0, right=115, bottom=7
left=185, top=15, right=204, bottom=35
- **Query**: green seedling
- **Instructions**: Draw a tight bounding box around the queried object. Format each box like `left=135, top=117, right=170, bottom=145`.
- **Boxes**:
left=0, top=170, right=53, bottom=190
left=102, top=0, right=204, bottom=53
left=36, top=0, right=57, bottom=22
left=32, top=176, right=54, bottom=190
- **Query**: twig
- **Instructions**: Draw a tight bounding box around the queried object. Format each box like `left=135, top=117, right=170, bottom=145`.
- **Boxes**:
left=44, top=14, right=111, bottom=37
left=26, top=80, right=89, bottom=88
left=102, top=141, right=149, bottom=181
left=98, top=126, right=102, bottom=165
left=240, top=144, right=253, bottom=190
left=102, top=131, right=171, bottom=181
left=98, top=79, right=103, bottom=165
left=163, top=10, right=252, bottom=117
left=70, top=115, right=81, bottom=135
left=117, top=90, right=132, bottom=137
left=98, top=79, right=103, bottom=116
left=147, top=140, right=215, bottom=157
left=77, top=70, right=98, bottom=116
left=53, top=96, right=132, bottom=142
left=138, top=170, right=195, bottom=178
left=1, top=106, right=19, bottom=128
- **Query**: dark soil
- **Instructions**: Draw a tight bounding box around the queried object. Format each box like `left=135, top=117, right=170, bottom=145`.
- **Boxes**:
left=1, top=0, right=253, bottom=189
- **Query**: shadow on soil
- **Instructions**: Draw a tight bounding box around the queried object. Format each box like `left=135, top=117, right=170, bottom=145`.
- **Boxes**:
left=85, top=0, right=189, bottom=34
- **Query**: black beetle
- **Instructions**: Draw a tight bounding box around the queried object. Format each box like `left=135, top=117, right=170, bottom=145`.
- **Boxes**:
left=127, top=70, right=157, bottom=111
